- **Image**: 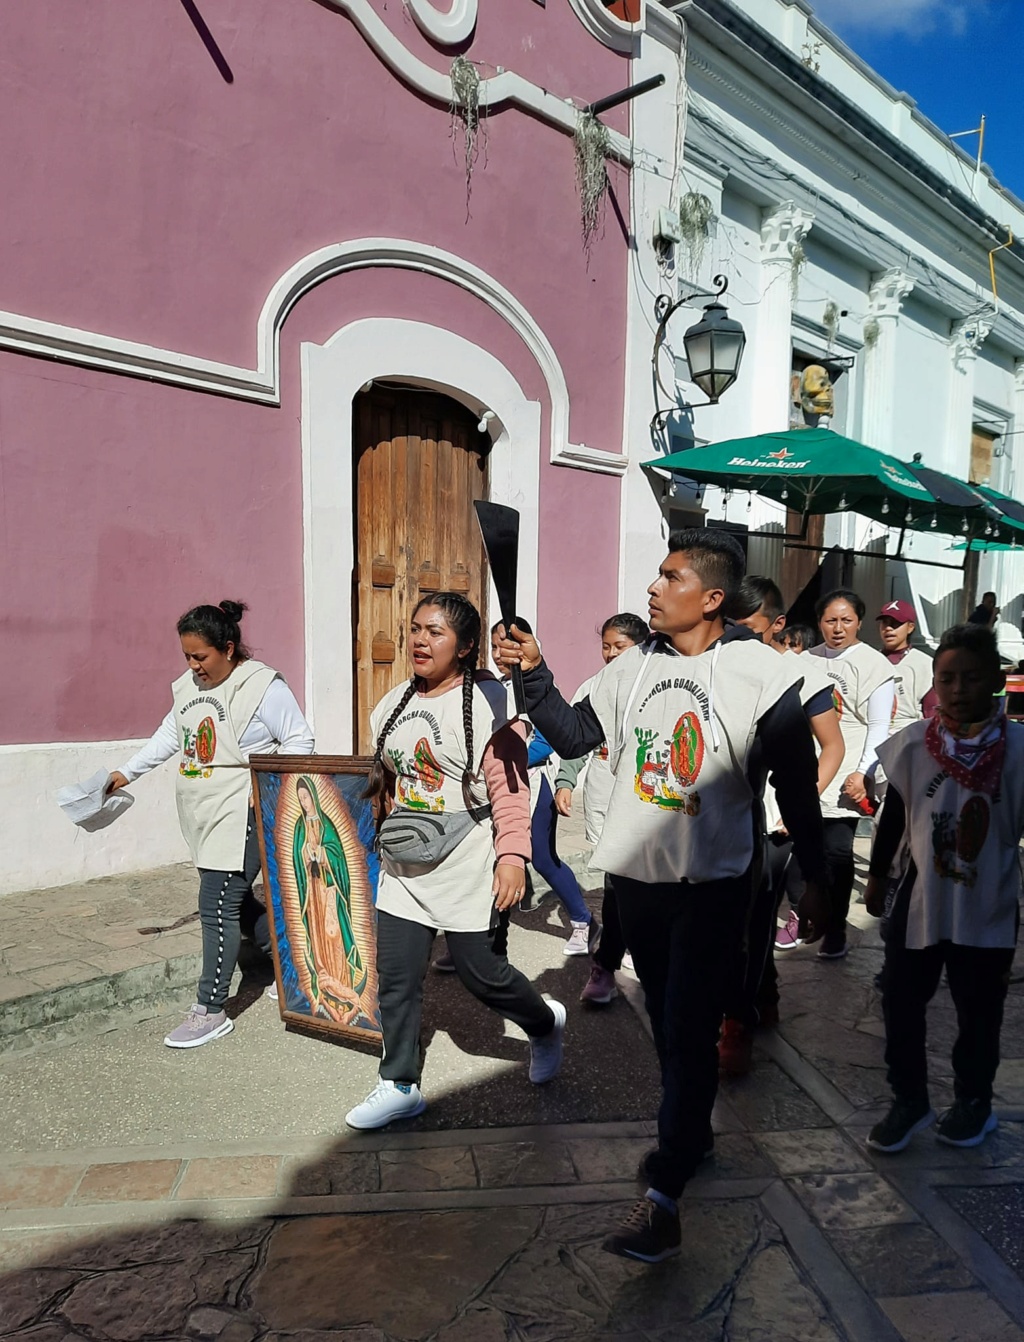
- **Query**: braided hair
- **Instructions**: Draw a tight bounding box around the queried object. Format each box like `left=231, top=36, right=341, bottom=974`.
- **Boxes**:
left=363, top=592, right=482, bottom=820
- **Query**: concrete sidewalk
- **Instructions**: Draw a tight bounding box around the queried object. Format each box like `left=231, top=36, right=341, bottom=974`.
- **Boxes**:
left=0, top=815, right=595, bottom=1054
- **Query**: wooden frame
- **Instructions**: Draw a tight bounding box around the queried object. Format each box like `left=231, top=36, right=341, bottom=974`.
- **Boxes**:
left=250, top=754, right=382, bottom=1052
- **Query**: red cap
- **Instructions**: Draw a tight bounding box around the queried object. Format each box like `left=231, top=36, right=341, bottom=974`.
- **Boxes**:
left=877, top=599, right=916, bottom=624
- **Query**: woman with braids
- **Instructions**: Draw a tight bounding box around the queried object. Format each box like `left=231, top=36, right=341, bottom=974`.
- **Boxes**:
left=345, top=592, right=566, bottom=1130
left=107, top=601, right=314, bottom=1048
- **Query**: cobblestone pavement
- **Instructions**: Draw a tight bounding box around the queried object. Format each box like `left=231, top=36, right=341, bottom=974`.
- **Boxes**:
left=1, top=843, right=1024, bottom=1340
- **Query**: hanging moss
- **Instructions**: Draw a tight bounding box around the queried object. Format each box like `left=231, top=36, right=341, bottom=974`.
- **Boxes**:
left=574, top=109, right=611, bottom=254
left=823, top=300, right=840, bottom=347
left=790, top=240, right=806, bottom=303
left=449, top=56, right=483, bottom=211
left=679, top=192, right=714, bottom=277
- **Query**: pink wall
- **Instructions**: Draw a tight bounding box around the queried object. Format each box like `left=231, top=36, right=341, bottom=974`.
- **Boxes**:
left=0, top=0, right=627, bottom=743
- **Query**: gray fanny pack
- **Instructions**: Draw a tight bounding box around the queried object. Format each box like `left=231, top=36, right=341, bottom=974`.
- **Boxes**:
left=377, top=805, right=491, bottom=877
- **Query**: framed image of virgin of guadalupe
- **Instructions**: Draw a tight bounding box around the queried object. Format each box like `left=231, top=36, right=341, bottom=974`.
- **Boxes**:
left=250, top=756, right=381, bottom=1052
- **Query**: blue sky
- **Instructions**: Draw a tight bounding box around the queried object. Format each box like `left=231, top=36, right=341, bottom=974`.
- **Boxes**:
left=810, top=0, right=1023, bottom=205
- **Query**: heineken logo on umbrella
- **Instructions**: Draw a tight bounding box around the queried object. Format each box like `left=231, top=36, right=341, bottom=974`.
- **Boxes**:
left=767, top=446, right=792, bottom=460
left=727, top=455, right=811, bottom=470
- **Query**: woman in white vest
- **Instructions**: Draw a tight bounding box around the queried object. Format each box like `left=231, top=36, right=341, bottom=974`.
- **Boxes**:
left=808, top=589, right=894, bottom=960
left=108, top=601, right=314, bottom=1048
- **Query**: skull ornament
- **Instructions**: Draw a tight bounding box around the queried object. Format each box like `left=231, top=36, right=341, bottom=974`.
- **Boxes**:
left=800, top=364, right=834, bottom=418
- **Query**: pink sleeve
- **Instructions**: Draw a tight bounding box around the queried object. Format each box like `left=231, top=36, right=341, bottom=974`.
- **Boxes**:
left=482, top=721, right=531, bottom=868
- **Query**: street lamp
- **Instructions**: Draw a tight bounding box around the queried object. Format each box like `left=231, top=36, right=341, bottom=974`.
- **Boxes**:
left=653, top=275, right=745, bottom=410
left=682, top=301, right=746, bottom=403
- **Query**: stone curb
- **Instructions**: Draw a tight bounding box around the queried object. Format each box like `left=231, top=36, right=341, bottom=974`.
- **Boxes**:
left=0, top=952, right=203, bottom=1057
left=0, top=852, right=599, bottom=1055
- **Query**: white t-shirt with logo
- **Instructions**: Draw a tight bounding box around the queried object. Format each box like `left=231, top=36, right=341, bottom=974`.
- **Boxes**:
left=808, top=642, right=894, bottom=818
left=370, top=675, right=511, bottom=931
left=763, top=650, right=835, bottom=832
left=587, top=638, right=794, bottom=885
left=890, top=647, right=934, bottom=732
left=877, top=720, right=1024, bottom=949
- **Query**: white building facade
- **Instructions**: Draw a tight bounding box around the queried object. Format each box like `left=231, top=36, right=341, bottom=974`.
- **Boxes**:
left=617, top=0, right=1024, bottom=657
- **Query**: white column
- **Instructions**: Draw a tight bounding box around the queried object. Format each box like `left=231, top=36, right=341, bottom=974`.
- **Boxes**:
left=860, top=268, right=915, bottom=454
left=944, top=314, right=994, bottom=477
left=748, top=202, right=814, bottom=434
left=985, top=360, right=1024, bottom=634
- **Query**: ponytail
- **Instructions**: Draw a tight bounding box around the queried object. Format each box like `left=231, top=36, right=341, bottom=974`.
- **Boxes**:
left=460, top=662, right=476, bottom=811
left=363, top=678, right=418, bottom=825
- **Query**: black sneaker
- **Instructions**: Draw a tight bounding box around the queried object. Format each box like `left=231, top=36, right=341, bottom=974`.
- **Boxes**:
left=817, top=933, right=848, bottom=960
left=866, top=1098, right=936, bottom=1153
left=936, top=1098, right=998, bottom=1148
left=637, top=1132, right=714, bottom=1186
left=602, top=1197, right=681, bottom=1263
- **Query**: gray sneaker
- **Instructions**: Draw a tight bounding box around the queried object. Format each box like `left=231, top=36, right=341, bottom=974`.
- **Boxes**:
left=164, top=1004, right=234, bottom=1049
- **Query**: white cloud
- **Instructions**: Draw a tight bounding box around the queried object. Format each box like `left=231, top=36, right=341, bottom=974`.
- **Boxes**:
left=810, top=0, right=973, bottom=38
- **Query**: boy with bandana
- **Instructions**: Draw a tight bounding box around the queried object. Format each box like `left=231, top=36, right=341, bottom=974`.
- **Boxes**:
left=866, top=624, right=1024, bottom=1152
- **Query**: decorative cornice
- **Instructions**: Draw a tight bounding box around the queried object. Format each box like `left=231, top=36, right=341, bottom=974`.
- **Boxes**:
left=551, top=442, right=628, bottom=475
left=405, top=0, right=476, bottom=46
left=760, top=202, right=814, bottom=263
left=324, top=0, right=631, bottom=161
left=950, top=313, right=995, bottom=371
left=645, top=3, right=685, bottom=51
left=567, top=0, right=644, bottom=53
left=868, top=268, right=915, bottom=320
left=1015, top=358, right=1024, bottom=392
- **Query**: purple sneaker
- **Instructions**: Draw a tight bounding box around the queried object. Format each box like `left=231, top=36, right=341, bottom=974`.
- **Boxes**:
left=774, top=911, right=803, bottom=951
left=164, top=1004, right=234, bottom=1049
left=580, top=965, right=618, bottom=1005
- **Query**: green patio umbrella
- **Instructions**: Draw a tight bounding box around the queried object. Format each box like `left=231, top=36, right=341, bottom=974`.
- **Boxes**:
left=975, top=483, right=1024, bottom=537
left=644, top=428, right=936, bottom=525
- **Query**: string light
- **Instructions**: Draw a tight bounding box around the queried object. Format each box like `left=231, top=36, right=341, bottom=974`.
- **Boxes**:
left=838, top=493, right=847, bottom=509
left=881, top=498, right=889, bottom=516
left=930, top=514, right=937, bottom=529
left=780, top=486, right=788, bottom=500
left=905, top=508, right=912, bottom=523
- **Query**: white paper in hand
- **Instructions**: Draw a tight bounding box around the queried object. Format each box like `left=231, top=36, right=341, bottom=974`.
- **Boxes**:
left=57, top=769, right=135, bottom=832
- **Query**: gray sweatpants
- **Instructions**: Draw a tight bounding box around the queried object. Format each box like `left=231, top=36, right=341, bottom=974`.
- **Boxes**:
left=196, top=811, right=262, bottom=1010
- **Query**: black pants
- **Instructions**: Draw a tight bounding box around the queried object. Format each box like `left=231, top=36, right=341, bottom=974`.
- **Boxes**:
left=196, top=810, right=263, bottom=1010
left=594, top=875, right=628, bottom=973
left=823, top=817, right=859, bottom=938
left=376, top=908, right=555, bottom=1084
left=724, top=835, right=792, bottom=1025
left=883, top=939, right=1015, bottom=1105
left=613, top=870, right=753, bottom=1199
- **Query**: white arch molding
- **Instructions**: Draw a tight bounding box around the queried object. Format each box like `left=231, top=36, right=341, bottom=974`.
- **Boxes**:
left=303, top=317, right=542, bottom=751
left=405, top=0, right=477, bottom=45
left=0, top=239, right=623, bottom=474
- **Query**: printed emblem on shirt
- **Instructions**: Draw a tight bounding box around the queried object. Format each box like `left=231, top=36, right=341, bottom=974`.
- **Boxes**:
left=392, top=737, right=447, bottom=813
left=179, top=718, right=215, bottom=779
left=831, top=686, right=844, bottom=721
left=930, top=796, right=990, bottom=886
left=633, top=711, right=704, bottom=813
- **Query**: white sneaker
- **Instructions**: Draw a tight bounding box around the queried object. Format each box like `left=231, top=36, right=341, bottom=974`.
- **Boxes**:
left=345, top=1078, right=427, bottom=1130
left=529, top=999, right=567, bottom=1083
left=264, top=982, right=279, bottom=1002
left=622, top=952, right=635, bottom=973
left=564, top=921, right=591, bottom=956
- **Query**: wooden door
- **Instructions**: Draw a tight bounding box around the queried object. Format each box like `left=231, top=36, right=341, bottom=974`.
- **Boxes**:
left=353, top=388, right=489, bottom=753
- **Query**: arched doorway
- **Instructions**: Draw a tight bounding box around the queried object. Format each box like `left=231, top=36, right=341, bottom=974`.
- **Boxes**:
left=352, top=386, right=490, bottom=752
